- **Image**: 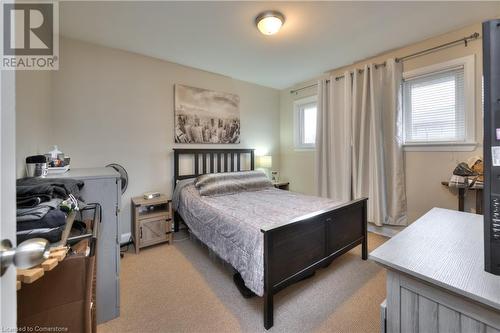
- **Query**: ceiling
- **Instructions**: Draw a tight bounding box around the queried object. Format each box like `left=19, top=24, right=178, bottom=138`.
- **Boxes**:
left=60, top=1, right=500, bottom=89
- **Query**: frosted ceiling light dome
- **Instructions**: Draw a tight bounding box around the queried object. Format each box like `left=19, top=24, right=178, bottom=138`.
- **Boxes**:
left=255, top=11, right=285, bottom=35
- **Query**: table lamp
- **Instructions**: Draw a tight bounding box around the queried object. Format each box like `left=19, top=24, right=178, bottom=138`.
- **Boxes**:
left=257, top=155, right=272, bottom=169
left=257, top=155, right=272, bottom=179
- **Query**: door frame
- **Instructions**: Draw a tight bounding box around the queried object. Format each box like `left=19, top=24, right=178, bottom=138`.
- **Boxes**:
left=1, top=67, right=17, bottom=330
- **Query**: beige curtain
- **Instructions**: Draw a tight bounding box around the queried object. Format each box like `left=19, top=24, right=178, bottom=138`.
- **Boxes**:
left=316, top=59, right=407, bottom=226
left=351, top=59, right=407, bottom=226
left=315, top=73, right=352, bottom=202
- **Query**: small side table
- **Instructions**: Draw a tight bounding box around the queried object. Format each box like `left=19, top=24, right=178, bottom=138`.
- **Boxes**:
left=273, top=181, right=290, bottom=191
left=131, top=195, right=172, bottom=254
left=441, top=181, right=483, bottom=214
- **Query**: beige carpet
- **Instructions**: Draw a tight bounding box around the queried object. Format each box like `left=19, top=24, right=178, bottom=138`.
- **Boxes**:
left=98, top=232, right=388, bottom=333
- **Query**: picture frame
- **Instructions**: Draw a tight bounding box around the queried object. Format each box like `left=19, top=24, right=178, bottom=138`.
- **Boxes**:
left=174, top=84, right=240, bottom=144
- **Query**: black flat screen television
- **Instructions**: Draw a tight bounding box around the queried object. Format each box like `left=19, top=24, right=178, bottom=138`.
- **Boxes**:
left=483, top=19, right=500, bottom=275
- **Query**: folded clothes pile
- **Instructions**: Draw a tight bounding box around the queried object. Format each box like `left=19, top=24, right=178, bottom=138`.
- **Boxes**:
left=17, top=178, right=84, bottom=207
left=16, top=178, right=84, bottom=244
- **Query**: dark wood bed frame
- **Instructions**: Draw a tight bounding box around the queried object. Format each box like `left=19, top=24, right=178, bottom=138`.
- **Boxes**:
left=172, top=148, right=368, bottom=329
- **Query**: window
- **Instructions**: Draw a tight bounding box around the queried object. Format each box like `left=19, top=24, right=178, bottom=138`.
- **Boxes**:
left=294, top=96, right=317, bottom=149
left=402, top=55, right=475, bottom=151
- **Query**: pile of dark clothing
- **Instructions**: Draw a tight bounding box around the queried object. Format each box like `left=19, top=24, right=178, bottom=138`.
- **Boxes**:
left=16, top=178, right=84, bottom=244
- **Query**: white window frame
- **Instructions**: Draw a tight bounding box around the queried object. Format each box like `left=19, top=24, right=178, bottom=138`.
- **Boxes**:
left=293, top=95, right=317, bottom=150
left=402, top=55, right=476, bottom=152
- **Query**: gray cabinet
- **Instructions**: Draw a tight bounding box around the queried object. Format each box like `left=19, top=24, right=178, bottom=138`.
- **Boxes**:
left=371, top=208, right=500, bottom=333
left=383, top=270, right=500, bottom=333
left=47, top=168, right=121, bottom=324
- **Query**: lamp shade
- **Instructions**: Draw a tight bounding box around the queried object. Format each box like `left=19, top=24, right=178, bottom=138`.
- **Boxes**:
left=257, top=155, right=272, bottom=168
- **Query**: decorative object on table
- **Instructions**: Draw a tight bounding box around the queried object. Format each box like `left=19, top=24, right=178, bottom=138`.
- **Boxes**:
left=271, top=171, right=279, bottom=183
left=444, top=158, right=484, bottom=214
left=449, top=158, right=483, bottom=187
left=453, top=162, right=476, bottom=177
left=131, top=194, right=172, bottom=254
left=106, top=163, right=128, bottom=194
left=48, top=145, right=62, bottom=160
left=143, top=191, right=160, bottom=200
left=451, top=161, right=482, bottom=190
left=174, top=84, right=240, bottom=144
left=45, top=145, right=70, bottom=174
left=467, top=156, right=484, bottom=182
left=25, top=155, right=48, bottom=177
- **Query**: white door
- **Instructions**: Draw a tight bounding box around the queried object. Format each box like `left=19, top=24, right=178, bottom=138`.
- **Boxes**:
left=0, top=68, right=17, bottom=329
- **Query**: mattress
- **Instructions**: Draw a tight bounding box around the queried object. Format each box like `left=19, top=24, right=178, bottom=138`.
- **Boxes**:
left=173, top=179, right=341, bottom=296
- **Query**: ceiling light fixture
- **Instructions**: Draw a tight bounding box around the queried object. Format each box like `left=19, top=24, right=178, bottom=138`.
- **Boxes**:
left=255, top=11, right=285, bottom=36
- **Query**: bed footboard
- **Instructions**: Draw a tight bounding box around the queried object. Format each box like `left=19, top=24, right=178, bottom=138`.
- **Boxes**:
left=261, top=197, right=368, bottom=329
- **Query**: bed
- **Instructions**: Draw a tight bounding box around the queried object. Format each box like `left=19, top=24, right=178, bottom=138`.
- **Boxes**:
left=172, top=148, right=367, bottom=329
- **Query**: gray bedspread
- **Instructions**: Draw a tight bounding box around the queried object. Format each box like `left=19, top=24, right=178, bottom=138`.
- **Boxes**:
left=173, top=180, right=342, bottom=296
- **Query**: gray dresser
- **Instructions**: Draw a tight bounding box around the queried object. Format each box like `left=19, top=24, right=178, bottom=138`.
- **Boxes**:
left=47, top=168, right=121, bottom=324
left=370, top=208, right=500, bottom=333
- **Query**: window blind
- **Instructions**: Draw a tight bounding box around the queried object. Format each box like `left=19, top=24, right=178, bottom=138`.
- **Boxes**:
left=302, top=104, right=317, bottom=144
left=297, top=101, right=317, bottom=147
left=403, top=66, right=465, bottom=143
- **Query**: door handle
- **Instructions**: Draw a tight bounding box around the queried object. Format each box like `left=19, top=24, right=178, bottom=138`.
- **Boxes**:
left=0, top=238, right=49, bottom=276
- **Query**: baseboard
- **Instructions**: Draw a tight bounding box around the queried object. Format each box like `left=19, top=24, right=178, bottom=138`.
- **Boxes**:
left=120, top=232, right=132, bottom=245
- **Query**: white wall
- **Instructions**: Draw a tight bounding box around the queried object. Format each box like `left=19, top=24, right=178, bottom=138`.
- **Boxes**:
left=15, top=71, right=52, bottom=178
left=279, top=79, right=319, bottom=195
left=16, top=21, right=487, bottom=238
left=45, top=38, right=280, bottom=238
left=280, top=22, right=484, bottom=223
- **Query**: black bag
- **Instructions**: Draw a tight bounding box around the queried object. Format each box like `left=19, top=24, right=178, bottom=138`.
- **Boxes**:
left=453, top=162, right=477, bottom=177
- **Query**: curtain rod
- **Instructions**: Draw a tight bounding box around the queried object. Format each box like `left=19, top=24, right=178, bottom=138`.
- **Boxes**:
left=333, top=61, right=386, bottom=81
left=290, top=62, right=385, bottom=94
left=290, top=31, right=480, bottom=95
left=395, top=32, right=480, bottom=63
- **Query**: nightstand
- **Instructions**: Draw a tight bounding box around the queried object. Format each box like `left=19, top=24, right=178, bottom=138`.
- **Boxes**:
left=131, top=194, right=172, bottom=254
left=273, top=181, right=290, bottom=190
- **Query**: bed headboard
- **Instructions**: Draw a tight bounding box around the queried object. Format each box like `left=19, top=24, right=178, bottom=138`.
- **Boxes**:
left=173, top=148, right=255, bottom=183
